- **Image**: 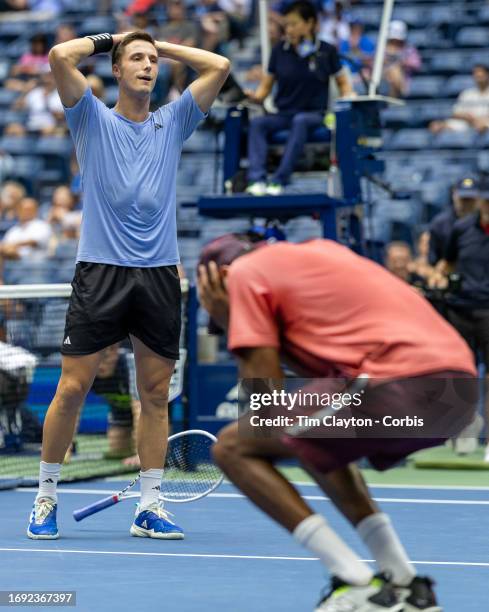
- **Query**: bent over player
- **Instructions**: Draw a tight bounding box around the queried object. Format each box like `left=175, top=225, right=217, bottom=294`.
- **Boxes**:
left=197, top=234, right=477, bottom=612
left=27, top=31, right=230, bottom=540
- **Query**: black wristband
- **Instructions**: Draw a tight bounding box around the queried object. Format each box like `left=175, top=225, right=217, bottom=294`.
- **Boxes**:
left=86, top=33, right=113, bottom=55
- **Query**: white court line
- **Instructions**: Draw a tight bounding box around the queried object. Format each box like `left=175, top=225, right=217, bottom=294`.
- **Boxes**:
left=0, top=548, right=488, bottom=568
left=13, top=488, right=489, bottom=505
left=293, top=482, right=489, bottom=492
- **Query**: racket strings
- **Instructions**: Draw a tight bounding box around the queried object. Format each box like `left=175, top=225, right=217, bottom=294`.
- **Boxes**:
left=162, top=433, right=222, bottom=501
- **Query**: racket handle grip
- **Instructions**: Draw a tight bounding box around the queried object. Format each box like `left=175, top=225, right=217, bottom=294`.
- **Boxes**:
left=73, top=495, right=119, bottom=521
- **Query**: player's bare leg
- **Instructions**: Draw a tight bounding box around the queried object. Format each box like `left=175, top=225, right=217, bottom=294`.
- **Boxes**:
left=28, top=352, right=104, bottom=539
left=129, top=335, right=183, bottom=539
left=213, top=422, right=375, bottom=586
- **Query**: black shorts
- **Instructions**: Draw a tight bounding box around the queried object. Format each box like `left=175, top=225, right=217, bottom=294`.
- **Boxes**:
left=446, top=306, right=489, bottom=369
left=61, top=262, right=181, bottom=360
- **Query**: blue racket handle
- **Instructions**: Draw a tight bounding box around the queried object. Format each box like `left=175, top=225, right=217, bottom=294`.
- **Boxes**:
left=73, top=495, right=119, bottom=521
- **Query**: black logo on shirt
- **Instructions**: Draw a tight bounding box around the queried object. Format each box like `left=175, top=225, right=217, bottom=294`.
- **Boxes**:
left=154, top=123, right=163, bottom=130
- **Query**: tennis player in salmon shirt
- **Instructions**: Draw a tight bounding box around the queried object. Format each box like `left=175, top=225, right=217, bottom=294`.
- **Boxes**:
left=197, top=234, right=477, bottom=612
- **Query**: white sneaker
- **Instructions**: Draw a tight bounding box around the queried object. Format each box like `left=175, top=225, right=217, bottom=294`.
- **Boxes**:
left=454, top=413, right=484, bottom=455
left=265, top=182, right=283, bottom=195
left=245, top=181, right=267, bottom=196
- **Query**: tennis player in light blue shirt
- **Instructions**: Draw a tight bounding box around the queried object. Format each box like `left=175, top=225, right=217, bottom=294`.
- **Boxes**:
left=27, top=30, right=230, bottom=541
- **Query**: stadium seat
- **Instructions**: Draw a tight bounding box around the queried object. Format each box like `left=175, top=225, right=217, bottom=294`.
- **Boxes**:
left=0, top=88, right=19, bottom=107
left=35, top=138, right=72, bottom=156
left=419, top=101, right=453, bottom=124
left=78, top=16, right=117, bottom=36
left=406, top=76, right=445, bottom=99
left=444, top=74, right=474, bottom=97
left=455, top=27, right=489, bottom=48
left=477, top=151, right=489, bottom=172
left=0, top=136, right=36, bottom=155
left=478, top=6, right=489, bottom=24
left=382, top=105, right=418, bottom=128
left=430, top=52, right=466, bottom=75
left=476, top=131, right=489, bottom=149
left=0, top=59, right=11, bottom=81
left=3, top=259, right=56, bottom=285
left=428, top=6, right=466, bottom=25
left=408, top=29, right=438, bottom=49
left=420, top=182, right=450, bottom=209
left=392, top=6, right=427, bottom=27
left=384, top=129, right=432, bottom=151
left=431, top=129, right=478, bottom=149
left=0, top=110, right=28, bottom=129
left=104, top=86, right=119, bottom=107
left=348, top=6, right=382, bottom=27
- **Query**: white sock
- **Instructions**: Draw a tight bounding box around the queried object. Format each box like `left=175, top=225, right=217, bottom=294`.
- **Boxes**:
left=293, top=514, right=373, bottom=585
left=357, top=512, right=416, bottom=586
left=36, top=461, right=61, bottom=503
left=139, top=468, right=163, bottom=510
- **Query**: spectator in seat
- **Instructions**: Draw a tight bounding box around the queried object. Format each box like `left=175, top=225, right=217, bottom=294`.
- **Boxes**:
left=195, top=0, right=230, bottom=53
left=339, top=20, right=375, bottom=93
left=0, top=150, right=14, bottom=185
left=381, top=20, right=421, bottom=98
left=245, top=0, right=353, bottom=196
left=158, top=0, right=200, bottom=98
left=54, top=23, right=77, bottom=46
left=384, top=241, right=426, bottom=286
left=45, top=186, right=78, bottom=254
left=86, top=74, right=105, bottom=102
left=5, top=34, right=50, bottom=94
left=0, top=197, right=51, bottom=261
left=430, top=65, right=489, bottom=134
left=244, top=18, right=285, bottom=84
left=49, top=210, right=81, bottom=259
left=429, top=176, right=479, bottom=266
left=0, top=181, right=25, bottom=237
left=319, top=0, right=350, bottom=47
left=8, top=71, right=65, bottom=136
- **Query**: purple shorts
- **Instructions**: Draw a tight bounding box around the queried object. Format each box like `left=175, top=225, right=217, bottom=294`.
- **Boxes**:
left=282, top=370, right=477, bottom=472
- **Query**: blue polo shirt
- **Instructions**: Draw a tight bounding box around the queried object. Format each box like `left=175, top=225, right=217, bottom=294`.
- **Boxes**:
left=445, top=212, right=489, bottom=308
left=268, top=40, right=342, bottom=113
left=64, top=87, right=205, bottom=267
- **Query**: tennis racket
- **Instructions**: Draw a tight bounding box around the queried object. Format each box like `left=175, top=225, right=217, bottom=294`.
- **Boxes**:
left=73, top=429, right=222, bottom=521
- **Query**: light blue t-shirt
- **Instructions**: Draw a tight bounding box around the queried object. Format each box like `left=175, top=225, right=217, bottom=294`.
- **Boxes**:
left=64, top=87, right=205, bottom=267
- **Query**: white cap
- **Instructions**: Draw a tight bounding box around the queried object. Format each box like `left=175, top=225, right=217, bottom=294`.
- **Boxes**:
left=388, top=20, right=407, bottom=41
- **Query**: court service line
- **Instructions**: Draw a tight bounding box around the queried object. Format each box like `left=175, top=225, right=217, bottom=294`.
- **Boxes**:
left=1, top=548, right=489, bottom=568
left=13, top=488, right=489, bottom=505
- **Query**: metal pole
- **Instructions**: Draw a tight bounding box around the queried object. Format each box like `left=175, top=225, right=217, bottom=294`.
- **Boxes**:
left=259, top=0, right=271, bottom=71
left=369, top=0, right=396, bottom=97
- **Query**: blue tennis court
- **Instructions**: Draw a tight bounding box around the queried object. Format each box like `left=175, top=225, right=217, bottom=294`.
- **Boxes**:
left=1, top=479, right=488, bottom=611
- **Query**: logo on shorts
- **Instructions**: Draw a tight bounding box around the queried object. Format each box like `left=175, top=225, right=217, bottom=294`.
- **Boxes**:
left=154, top=123, right=163, bottom=130
left=63, top=336, right=71, bottom=345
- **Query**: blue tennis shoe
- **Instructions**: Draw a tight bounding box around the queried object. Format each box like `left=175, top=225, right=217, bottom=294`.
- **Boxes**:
left=130, top=502, right=184, bottom=540
left=27, top=497, right=59, bottom=540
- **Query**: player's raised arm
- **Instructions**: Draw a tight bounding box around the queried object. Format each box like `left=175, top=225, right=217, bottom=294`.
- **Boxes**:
left=155, top=41, right=230, bottom=113
left=49, top=34, right=117, bottom=108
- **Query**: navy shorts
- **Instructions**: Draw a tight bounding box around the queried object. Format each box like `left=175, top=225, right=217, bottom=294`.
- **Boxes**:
left=61, top=262, right=181, bottom=360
